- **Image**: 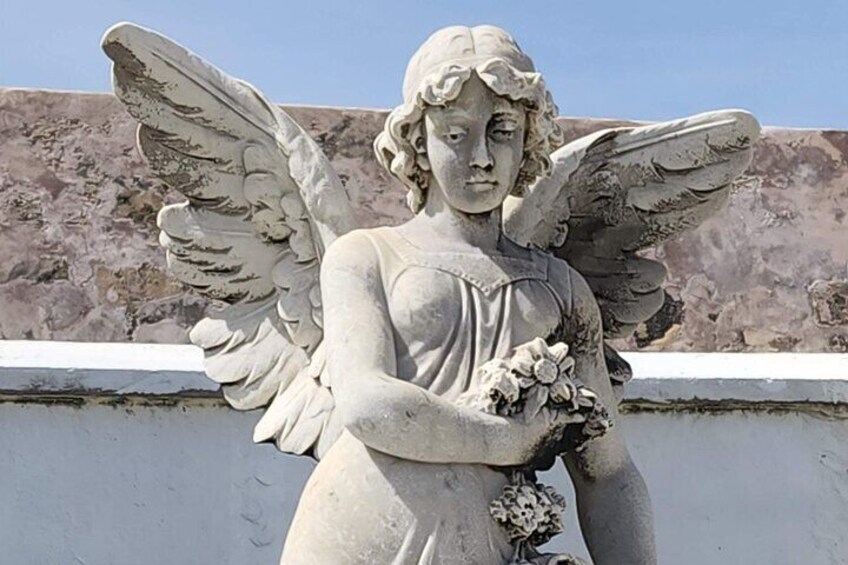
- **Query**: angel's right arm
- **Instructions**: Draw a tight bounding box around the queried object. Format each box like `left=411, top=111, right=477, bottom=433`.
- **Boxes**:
left=322, top=230, right=532, bottom=466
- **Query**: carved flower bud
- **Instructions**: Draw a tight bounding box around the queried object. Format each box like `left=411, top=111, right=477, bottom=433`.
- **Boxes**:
left=583, top=402, right=613, bottom=439
left=510, top=349, right=536, bottom=382
left=547, top=376, right=577, bottom=407
left=547, top=341, right=569, bottom=363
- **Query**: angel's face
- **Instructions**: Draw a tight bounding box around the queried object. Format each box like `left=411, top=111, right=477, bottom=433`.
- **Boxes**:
left=423, top=74, right=525, bottom=214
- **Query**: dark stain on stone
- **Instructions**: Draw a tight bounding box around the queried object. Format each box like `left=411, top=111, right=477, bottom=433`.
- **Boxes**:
left=94, top=263, right=184, bottom=307
left=74, top=155, right=97, bottom=179
left=828, top=334, right=848, bottom=353
left=635, top=291, right=684, bottom=348
left=750, top=137, right=841, bottom=187
left=0, top=395, right=87, bottom=408
left=621, top=398, right=848, bottom=418
left=808, top=279, right=848, bottom=326
left=312, top=113, right=356, bottom=161
left=768, top=334, right=801, bottom=352
left=35, top=170, right=69, bottom=199
left=796, top=145, right=840, bottom=184
left=114, top=176, right=166, bottom=230
left=34, top=259, right=69, bottom=283
left=0, top=393, right=224, bottom=409
left=5, top=191, right=44, bottom=225
left=707, top=227, right=724, bottom=251
left=603, top=342, right=633, bottom=384
left=135, top=295, right=209, bottom=328
left=94, top=262, right=190, bottom=338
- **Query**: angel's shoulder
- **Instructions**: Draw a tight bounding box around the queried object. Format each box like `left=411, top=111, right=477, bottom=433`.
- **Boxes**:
left=321, top=227, right=411, bottom=293
left=542, top=254, right=574, bottom=303
left=544, top=255, right=601, bottom=325
left=544, top=252, right=572, bottom=284
left=322, top=228, right=384, bottom=274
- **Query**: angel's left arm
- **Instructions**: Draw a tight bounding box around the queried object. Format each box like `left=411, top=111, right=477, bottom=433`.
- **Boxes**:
left=559, top=267, right=657, bottom=565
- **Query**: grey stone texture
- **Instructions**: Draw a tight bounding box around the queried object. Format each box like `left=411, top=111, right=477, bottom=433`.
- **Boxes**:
left=1, top=87, right=846, bottom=352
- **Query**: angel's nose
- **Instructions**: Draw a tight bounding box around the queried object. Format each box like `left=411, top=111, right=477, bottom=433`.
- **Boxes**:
left=470, top=134, right=494, bottom=170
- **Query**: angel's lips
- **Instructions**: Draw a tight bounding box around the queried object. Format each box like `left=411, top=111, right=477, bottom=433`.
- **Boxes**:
left=466, top=180, right=498, bottom=193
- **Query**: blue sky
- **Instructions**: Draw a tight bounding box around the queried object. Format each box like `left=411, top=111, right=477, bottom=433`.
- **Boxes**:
left=2, top=0, right=846, bottom=128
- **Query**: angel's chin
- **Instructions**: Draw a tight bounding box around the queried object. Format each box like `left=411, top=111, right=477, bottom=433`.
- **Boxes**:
left=446, top=192, right=508, bottom=216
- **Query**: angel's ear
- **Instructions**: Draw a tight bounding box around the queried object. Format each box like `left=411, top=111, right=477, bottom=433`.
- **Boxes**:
left=411, top=123, right=430, bottom=171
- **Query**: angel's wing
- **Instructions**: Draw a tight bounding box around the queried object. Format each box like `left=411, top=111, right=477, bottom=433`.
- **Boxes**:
left=505, top=111, right=759, bottom=371
left=103, top=22, right=356, bottom=458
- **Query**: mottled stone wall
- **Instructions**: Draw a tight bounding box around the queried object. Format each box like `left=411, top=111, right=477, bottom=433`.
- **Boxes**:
left=0, top=88, right=845, bottom=351
left=636, top=127, right=848, bottom=353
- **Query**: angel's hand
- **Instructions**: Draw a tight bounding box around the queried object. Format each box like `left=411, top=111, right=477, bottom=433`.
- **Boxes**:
left=512, top=404, right=587, bottom=467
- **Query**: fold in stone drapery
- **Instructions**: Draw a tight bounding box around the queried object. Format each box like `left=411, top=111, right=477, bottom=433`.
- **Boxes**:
left=365, top=228, right=567, bottom=401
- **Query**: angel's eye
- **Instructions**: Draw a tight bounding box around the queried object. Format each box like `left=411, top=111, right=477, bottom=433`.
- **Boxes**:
left=444, top=126, right=467, bottom=143
left=489, top=122, right=518, bottom=142
left=489, top=128, right=515, bottom=142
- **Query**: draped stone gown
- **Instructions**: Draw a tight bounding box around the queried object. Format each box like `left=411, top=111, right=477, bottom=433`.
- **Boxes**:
left=281, top=227, right=573, bottom=564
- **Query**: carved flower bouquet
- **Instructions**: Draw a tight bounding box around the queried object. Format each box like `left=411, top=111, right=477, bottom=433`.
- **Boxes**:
left=490, top=475, right=566, bottom=548
left=457, top=337, right=611, bottom=563
left=489, top=473, right=589, bottom=565
left=457, top=337, right=612, bottom=449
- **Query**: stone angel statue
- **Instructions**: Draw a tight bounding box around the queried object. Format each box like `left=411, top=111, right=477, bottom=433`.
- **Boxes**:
left=102, top=22, right=759, bottom=565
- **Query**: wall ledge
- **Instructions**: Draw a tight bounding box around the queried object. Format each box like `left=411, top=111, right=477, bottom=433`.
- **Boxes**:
left=1, top=341, right=846, bottom=413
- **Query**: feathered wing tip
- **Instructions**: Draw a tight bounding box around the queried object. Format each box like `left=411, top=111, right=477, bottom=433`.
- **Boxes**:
left=603, top=342, right=632, bottom=385
left=103, top=22, right=356, bottom=458
left=252, top=344, right=344, bottom=458
left=507, top=110, right=760, bottom=342
left=569, top=253, right=668, bottom=339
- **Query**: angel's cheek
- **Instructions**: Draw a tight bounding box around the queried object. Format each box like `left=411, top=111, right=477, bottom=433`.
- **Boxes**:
left=426, top=137, right=465, bottom=194
left=490, top=137, right=524, bottom=193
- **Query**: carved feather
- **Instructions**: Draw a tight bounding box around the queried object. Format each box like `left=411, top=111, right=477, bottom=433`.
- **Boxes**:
left=506, top=110, right=760, bottom=338
left=103, top=22, right=355, bottom=454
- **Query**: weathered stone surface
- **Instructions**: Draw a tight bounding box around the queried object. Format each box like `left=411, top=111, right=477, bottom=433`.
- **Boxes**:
left=808, top=279, right=848, bottom=326
left=1, top=87, right=845, bottom=351
left=624, top=127, right=848, bottom=353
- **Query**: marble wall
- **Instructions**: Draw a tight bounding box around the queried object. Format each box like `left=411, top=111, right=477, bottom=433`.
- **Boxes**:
left=1, top=88, right=846, bottom=352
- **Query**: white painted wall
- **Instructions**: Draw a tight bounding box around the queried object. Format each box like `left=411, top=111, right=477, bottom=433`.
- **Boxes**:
left=1, top=343, right=847, bottom=565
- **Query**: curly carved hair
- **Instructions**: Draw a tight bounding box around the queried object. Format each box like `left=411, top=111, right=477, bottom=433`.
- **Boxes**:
left=374, top=58, right=564, bottom=213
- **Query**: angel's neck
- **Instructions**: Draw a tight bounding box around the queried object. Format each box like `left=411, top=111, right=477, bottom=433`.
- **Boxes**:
left=412, top=187, right=503, bottom=252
